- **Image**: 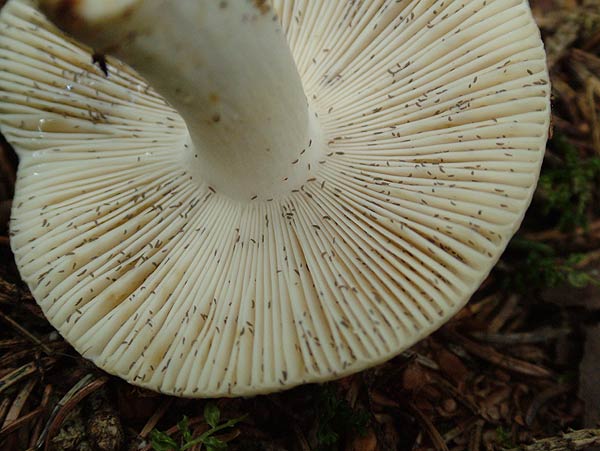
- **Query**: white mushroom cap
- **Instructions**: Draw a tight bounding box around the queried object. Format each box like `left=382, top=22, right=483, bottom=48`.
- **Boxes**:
left=0, top=0, right=550, bottom=397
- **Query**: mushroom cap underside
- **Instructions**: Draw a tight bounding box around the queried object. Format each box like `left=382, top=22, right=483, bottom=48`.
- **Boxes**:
left=0, top=0, right=550, bottom=397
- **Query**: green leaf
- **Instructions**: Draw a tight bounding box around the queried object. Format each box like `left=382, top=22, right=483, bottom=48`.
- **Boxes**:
left=149, top=429, right=180, bottom=451
left=181, top=412, right=246, bottom=450
left=178, top=416, right=192, bottom=443
left=203, top=436, right=227, bottom=451
left=204, top=402, right=221, bottom=428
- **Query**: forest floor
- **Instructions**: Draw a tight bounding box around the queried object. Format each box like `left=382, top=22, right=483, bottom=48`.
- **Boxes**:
left=1, top=1, right=600, bottom=450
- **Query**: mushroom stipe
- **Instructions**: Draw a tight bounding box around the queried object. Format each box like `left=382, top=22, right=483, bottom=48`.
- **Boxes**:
left=0, top=0, right=550, bottom=397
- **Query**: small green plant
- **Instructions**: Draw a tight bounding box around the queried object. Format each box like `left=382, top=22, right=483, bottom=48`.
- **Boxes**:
left=501, top=237, right=599, bottom=293
left=150, top=403, right=245, bottom=451
left=495, top=426, right=515, bottom=448
left=538, top=132, right=600, bottom=231
left=315, top=385, right=369, bottom=450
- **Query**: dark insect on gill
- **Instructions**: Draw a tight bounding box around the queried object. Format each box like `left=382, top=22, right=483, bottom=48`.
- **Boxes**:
left=92, top=52, right=109, bottom=76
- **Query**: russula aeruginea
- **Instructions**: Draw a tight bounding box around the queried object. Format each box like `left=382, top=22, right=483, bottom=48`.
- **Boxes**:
left=0, top=0, right=550, bottom=397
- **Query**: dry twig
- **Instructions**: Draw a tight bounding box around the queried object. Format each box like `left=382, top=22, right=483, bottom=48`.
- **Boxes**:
left=505, top=429, right=600, bottom=451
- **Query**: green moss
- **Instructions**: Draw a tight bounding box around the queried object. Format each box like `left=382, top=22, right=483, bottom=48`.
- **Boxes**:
left=315, top=385, right=369, bottom=450
left=495, top=426, right=515, bottom=449
left=500, top=237, right=599, bottom=293
left=538, top=132, right=600, bottom=231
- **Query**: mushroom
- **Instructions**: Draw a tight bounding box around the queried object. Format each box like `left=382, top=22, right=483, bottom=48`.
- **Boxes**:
left=0, top=0, right=551, bottom=397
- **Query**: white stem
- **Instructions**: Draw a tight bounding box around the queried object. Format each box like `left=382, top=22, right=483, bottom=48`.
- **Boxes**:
left=40, top=0, right=322, bottom=201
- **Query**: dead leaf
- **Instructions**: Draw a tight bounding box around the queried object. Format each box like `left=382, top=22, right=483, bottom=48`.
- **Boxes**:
left=346, top=428, right=377, bottom=451
left=434, top=347, right=469, bottom=387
